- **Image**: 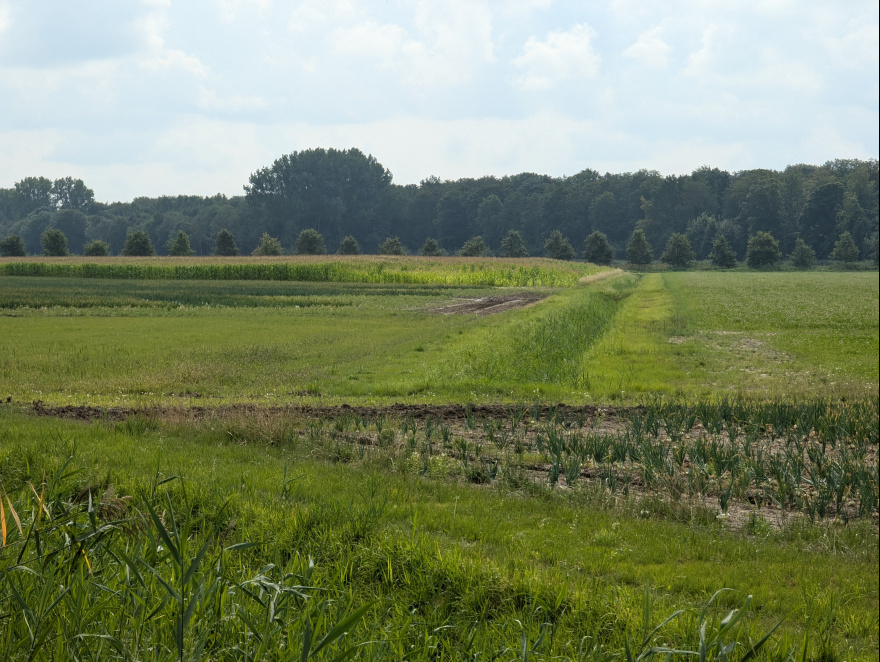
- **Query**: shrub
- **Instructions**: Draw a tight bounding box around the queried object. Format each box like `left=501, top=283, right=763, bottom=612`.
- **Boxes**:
left=378, top=236, right=405, bottom=255
left=40, top=228, right=69, bottom=256
left=544, top=230, right=575, bottom=260
left=83, top=240, right=110, bottom=257
left=500, top=230, right=529, bottom=258
left=660, top=233, right=695, bottom=268
left=252, top=232, right=284, bottom=256
left=789, top=238, right=815, bottom=269
left=418, top=238, right=445, bottom=256
left=168, top=230, right=195, bottom=256
left=122, top=230, right=156, bottom=256
left=337, top=235, right=361, bottom=255
left=709, top=235, right=737, bottom=268
left=746, top=231, right=781, bottom=269
left=0, top=234, right=26, bottom=257
left=296, top=229, right=326, bottom=255
left=830, top=231, right=860, bottom=265
left=459, top=236, right=488, bottom=257
left=582, top=231, right=613, bottom=265
left=626, top=229, right=653, bottom=265
left=215, top=229, right=240, bottom=256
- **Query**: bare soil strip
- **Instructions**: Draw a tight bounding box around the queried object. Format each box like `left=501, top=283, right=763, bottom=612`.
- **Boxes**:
left=431, top=293, right=548, bottom=315
left=30, top=400, right=625, bottom=423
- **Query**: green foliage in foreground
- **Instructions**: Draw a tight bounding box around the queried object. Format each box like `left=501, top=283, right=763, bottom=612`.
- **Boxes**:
left=0, top=259, right=598, bottom=287
left=1, top=409, right=876, bottom=660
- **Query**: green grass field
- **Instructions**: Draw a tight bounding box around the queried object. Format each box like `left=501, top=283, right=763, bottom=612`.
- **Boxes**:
left=0, top=268, right=876, bottom=405
left=0, top=260, right=877, bottom=660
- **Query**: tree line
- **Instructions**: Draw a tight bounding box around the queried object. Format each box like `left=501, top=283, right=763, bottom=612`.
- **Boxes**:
left=1, top=149, right=877, bottom=264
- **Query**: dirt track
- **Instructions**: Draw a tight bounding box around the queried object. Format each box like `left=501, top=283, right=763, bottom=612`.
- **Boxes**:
left=431, top=293, right=548, bottom=315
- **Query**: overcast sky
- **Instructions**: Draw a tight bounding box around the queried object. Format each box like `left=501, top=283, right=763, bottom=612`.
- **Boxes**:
left=0, top=0, right=877, bottom=202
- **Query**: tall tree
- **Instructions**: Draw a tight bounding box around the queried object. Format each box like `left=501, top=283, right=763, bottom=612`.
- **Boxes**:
left=13, top=177, right=53, bottom=218
left=418, top=238, right=445, bottom=256
left=52, top=177, right=95, bottom=211
left=459, top=236, right=488, bottom=257
left=245, top=148, right=392, bottom=249
left=122, top=230, right=156, bottom=256
left=0, top=234, right=26, bottom=257
left=582, top=231, right=614, bottom=265
left=789, top=238, right=815, bottom=269
left=829, top=231, right=860, bottom=265
left=295, top=229, right=325, bottom=255
left=544, top=230, right=575, bottom=260
left=660, top=233, right=695, bottom=268
left=500, top=230, right=528, bottom=258
left=626, top=229, right=653, bottom=265
left=214, top=229, right=240, bottom=256
left=378, top=236, right=406, bottom=255
left=168, top=230, right=195, bottom=256
left=746, top=231, right=781, bottom=269
left=40, top=228, right=69, bottom=256
left=337, top=235, right=361, bottom=255
left=709, top=235, right=737, bottom=268
left=799, top=182, right=844, bottom=256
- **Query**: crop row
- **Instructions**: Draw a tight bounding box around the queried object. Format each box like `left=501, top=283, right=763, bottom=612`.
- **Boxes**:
left=0, top=260, right=590, bottom=287
left=308, top=397, right=879, bottom=522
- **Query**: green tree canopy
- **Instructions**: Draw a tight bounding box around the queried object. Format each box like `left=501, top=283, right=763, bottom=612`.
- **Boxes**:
left=709, top=235, right=737, bottom=268
left=865, top=232, right=879, bottom=267
left=660, top=233, right=695, bottom=268
left=378, top=236, right=406, bottom=255
left=626, top=229, right=653, bottom=265
left=789, top=238, right=815, bottom=269
left=582, top=231, right=613, bottom=265
left=122, top=230, right=156, bottom=256
left=83, top=240, right=110, bottom=257
left=244, top=148, right=392, bottom=249
left=544, top=230, right=575, bottom=260
left=295, top=229, right=325, bottom=255
left=168, top=230, right=195, bottom=256
left=418, top=238, right=445, bottom=256
left=500, top=230, right=529, bottom=258
left=459, top=235, right=488, bottom=257
left=746, top=231, right=781, bottom=269
left=829, top=231, right=860, bottom=264
left=252, top=232, right=284, bottom=256
left=337, top=235, right=361, bottom=255
left=0, top=234, right=26, bottom=257
left=214, top=229, right=240, bottom=256
left=40, top=228, right=69, bottom=256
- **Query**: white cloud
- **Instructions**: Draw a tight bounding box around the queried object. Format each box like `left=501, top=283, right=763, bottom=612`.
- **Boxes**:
left=288, top=0, right=364, bottom=33
left=329, top=2, right=495, bottom=90
left=623, top=26, right=672, bottom=68
left=197, top=86, right=268, bottom=111
left=512, top=24, right=599, bottom=90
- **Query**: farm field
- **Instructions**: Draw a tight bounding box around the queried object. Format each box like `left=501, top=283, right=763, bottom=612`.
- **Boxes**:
left=0, top=258, right=878, bottom=660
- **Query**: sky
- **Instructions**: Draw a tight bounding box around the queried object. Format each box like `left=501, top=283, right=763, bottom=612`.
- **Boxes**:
left=0, top=0, right=877, bottom=202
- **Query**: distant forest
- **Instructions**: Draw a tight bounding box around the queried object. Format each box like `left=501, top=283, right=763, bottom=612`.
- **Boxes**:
left=1, top=148, right=877, bottom=261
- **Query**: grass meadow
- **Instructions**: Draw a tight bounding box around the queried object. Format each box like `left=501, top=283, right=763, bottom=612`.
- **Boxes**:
left=0, top=259, right=877, bottom=660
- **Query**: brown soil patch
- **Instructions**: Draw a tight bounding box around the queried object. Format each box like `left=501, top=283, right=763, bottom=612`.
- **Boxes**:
left=432, top=293, right=548, bottom=316
left=31, top=399, right=627, bottom=424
